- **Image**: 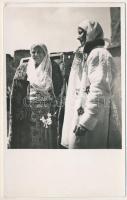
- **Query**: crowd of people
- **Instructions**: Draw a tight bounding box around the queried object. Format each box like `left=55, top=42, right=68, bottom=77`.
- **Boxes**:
left=8, top=20, right=121, bottom=149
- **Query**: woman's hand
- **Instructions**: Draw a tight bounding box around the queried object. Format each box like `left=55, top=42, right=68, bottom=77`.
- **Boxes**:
left=77, top=106, right=84, bottom=116
left=73, top=125, right=88, bottom=136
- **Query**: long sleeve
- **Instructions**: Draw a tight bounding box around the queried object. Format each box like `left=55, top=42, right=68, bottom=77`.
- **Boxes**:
left=79, top=48, right=111, bottom=131
left=8, top=64, right=30, bottom=148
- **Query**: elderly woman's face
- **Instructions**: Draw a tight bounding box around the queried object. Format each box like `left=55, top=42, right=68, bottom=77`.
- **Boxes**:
left=77, top=27, right=87, bottom=46
left=30, top=46, right=45, bottom=65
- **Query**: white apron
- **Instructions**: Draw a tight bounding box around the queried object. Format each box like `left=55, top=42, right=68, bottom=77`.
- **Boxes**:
left=61, top=48, right=89, bottom=148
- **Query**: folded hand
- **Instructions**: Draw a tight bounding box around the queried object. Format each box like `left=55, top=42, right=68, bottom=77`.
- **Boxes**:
left=73, top=125, right=88, bottom=136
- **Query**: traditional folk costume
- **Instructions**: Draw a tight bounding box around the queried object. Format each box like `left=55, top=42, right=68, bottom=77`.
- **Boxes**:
left=61, top=20, right=121, bottom=149
left=8, top=44, right=57, bottom=149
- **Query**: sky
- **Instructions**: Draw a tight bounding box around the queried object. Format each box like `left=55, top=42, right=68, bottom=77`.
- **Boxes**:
left=4, top=6, right=111, bottom=56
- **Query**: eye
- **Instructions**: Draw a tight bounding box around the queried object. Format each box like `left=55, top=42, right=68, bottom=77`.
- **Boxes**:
left=78, top=27, right=84, bottom=34
left=78, top=30, right=82, bottom=35
left=79, top=30, right=83, bottom=35
left=37, top=50, right=42, bottom=54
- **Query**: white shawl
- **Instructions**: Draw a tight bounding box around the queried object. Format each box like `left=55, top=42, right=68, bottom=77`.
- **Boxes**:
left=61, top=47, right=88, bottom=148
left=27, top=46, right=53, bottom=93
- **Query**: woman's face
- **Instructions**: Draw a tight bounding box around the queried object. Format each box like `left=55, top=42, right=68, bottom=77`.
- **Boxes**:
left=30, top=46, right=45, bottom=65
left=77, top=27, right=87, bottom=46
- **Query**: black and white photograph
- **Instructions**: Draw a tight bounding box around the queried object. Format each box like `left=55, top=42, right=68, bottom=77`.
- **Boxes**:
left=5, top=5, right=122, bottom=149
left=1, top=1, right=126, bottom=199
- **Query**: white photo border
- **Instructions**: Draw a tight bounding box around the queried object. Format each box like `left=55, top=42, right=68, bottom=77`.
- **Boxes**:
left=0, top=0, right=126, bottom=199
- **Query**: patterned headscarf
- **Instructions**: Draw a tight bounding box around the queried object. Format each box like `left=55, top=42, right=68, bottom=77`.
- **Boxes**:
left=78, top=20, right=104, bottom=42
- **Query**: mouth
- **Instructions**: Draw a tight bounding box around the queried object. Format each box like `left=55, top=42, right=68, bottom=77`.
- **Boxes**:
left=77, top=35, right=83, bottom=41
left=77, top=37, right=83, bottom=43
left=33, top=57, right=40, bottom=61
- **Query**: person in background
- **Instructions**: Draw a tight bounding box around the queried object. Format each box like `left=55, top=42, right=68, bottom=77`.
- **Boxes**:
left=50, top=56, right=64, bottom=147
left=61, top=20, right=121, bottom=149
left=8, top=44, right=58, bottom=149
left=56, top=54, right=67, bottom=148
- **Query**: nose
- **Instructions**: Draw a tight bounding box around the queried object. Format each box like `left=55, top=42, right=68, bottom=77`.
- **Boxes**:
left=35, top=51, right=38, bottom=56
left=77, top=32, right=83, bottom=40
left=77, top=35, right=81, bottom=40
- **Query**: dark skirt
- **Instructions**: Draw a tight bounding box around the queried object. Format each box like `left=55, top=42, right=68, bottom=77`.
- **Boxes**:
left=8, top=79, right=58, bottom=149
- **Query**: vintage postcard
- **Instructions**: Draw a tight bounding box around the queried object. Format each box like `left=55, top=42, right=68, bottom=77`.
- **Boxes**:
left=0, top=0, right=126, bottom=199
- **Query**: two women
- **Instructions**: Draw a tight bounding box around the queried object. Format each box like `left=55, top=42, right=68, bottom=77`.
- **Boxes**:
left=8, top=44, right=58, bottom=149
left=8, top=20, right=121, bottom=149
left=61, top=20, right=121, bottom=149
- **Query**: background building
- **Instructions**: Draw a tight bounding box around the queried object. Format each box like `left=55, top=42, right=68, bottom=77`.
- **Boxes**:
left=6, top=7, right=121, bottom=134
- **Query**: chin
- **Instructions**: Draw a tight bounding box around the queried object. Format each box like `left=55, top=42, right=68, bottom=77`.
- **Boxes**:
left=34, top=59, right=39, bottom=64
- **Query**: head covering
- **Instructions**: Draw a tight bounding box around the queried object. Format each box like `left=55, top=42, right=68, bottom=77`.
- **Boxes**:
left=30, top=43, right=48, bottom=56
left=78, top=20, right=104, bottom=42
left=27, top=43, right=53, bottom=93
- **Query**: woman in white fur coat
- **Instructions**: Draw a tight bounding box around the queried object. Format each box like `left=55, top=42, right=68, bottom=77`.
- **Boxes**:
left=61, top=20, right=121, bottom=149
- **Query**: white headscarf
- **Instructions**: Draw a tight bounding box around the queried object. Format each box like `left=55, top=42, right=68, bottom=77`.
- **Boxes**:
left=78, top=19, right=104, bottom=42
left=61, top=20, right=106, bottom=148
left=27, top=44, right=53, bottom=92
